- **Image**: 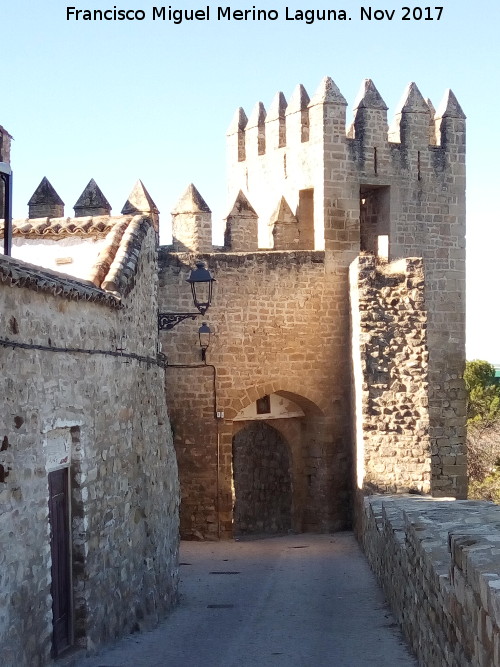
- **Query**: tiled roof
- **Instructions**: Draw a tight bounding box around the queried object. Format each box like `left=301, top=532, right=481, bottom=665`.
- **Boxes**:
left=101, top=215, right=151, bottom=296
left=1, top=213, right=155, bottom=301
left=0, top=215, right=123, bottom=239
left=88, top=214, right=151, bottom=296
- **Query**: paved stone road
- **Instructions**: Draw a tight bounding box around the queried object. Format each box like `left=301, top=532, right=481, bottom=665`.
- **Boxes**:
left=77, top=533, right=417, bottom=667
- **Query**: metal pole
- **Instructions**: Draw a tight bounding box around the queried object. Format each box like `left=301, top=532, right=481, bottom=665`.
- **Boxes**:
left=0, top=162, right=12, bottom=257
left=4, top=172, right=12, bottom=257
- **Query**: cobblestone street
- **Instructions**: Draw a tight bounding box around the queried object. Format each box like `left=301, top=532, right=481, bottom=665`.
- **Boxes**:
left=76, top=533, right=416, bottom=667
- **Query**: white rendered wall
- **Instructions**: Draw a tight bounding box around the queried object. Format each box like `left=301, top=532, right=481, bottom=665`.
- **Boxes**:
left=11, top=237, right=107, bottom=281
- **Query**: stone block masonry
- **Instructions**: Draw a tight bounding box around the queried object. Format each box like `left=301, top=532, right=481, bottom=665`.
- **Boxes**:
left=0, top=225, right=179, bottom=666
left=360, top=496, right=500, bottom=667
left=159, top=248, right=352, bottom=539
left=0, top=70, right=469, bottom=664
left=227, top=77, right=467, bottom=498
left=161, top=73, right=466, bottom=530
left=161, top=69, right=467, bottom=535
left=226, top=76, right=466, bottom=499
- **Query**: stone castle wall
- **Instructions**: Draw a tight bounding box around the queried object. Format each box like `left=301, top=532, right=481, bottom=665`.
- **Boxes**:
left=159, top=246, right=442, bottom=539
left=360, top=496, right=500, bottom=667
left=226, top=77, right=466, bottom=499
left=350, top=254, right=431, bottom=494
left=0, top=227, right=179, bottom=666
left=0, top=74, right=469, bottom=664
left=159, top=248, right=352, bottom=539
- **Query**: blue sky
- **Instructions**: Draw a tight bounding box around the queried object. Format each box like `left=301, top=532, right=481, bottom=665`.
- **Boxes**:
left=1, top=1, right=499, bottom=360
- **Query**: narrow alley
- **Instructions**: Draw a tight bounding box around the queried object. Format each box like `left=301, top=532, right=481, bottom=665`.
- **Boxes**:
left=76, top=533, right=416, bottom=667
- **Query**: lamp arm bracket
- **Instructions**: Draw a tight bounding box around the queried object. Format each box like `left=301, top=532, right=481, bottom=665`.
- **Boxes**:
left=158, top=312, right=199, bottom=331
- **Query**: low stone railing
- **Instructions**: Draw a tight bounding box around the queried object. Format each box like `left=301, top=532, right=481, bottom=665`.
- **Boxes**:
left=359, top=495, right=500, bottom=666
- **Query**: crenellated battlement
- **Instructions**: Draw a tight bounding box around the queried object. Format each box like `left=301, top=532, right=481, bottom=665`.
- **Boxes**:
left=173, top=76, right=465, bottom=260
left=228, top=77, right=464, bottom=160
left=226, top=76, right=465, bottom=254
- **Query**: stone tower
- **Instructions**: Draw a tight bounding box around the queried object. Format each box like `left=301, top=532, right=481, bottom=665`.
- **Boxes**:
left=160, top=75, right=466, bottom=539
left=226, top=76, right=466, bottom=499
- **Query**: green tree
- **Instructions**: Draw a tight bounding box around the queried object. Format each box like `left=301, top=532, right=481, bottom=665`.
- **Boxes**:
left=465, top=360, right=500, bottom=500
left=464, top=360, right=500, bottom=425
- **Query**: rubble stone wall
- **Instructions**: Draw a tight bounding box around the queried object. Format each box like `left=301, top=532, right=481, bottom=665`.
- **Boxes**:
left=350, top=255, right=431, bottom=494
left=0, top=228, right=179, bottom=666
left=360, top=496, right=500, bottom=667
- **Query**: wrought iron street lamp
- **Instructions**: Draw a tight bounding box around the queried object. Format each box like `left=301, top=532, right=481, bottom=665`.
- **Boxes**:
left=0, top=162, right=12, bottom=256
left=198, top=322, right=211, bottom=361
left=158, top=261, right=216, bottom=330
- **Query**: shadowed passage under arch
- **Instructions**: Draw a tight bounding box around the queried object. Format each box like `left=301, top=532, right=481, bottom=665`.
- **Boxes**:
left=232, top=421, right=292, bottom=536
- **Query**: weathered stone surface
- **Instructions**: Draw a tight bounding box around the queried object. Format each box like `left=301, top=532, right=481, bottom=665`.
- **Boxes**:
left=309, top=76, right=347, bottom=107
left=171, top=184, right=212, bottom=253
left=0, top=76, right=469, bottom=664
left=159, top=249, right=351, bottom=539
left=226, top=76, right=466, bottom=499
left=0, top=225, right=179, bottom=666
left=121, top=180, right=160, bottom=235
left=223, top=191, right=258, bottom=252
left=395, top=82, right=430, bottom=114
left=435, top=89, right=466, bottom=119
left=160, top=76, right=466, bottom=541
left=360, top=496, right=500, bottom=667
left=233, top=421, right=292, bottom=535
left=74, top=179, right=111, bottom=217
left=353, top=79, right=388, bottom=110
left=269, top=196, right=299, bottom=250
left=28, top=177, right=64, bottom=219
left=121, top=180, right=159, bottom=217
left=350, top=255, right=431, bottom=494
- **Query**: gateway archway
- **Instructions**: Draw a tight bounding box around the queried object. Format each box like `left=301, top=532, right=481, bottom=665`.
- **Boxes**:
left=229, top=389, right=338, bottom=535
left=232, top=421, right=292, bottom=536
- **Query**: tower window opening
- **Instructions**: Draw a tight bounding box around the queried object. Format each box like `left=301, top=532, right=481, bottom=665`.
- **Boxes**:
left=360, top=185, right=390, bottom=256
left=301, top=108, right=310, bottom=143
left=297, top=189, right=314, bottom=250
left=256, top=395, right=271, bottom=414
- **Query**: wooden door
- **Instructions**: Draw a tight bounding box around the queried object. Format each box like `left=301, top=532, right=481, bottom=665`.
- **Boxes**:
left=48, top=467, right=71, bottom=657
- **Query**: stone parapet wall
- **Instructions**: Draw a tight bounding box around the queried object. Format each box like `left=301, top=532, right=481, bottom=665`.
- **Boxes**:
left=0, top=227, right=179, bottom=666
left=359, top=495, right=500, bottom=667
left=350, top=254, right=431, bottom=494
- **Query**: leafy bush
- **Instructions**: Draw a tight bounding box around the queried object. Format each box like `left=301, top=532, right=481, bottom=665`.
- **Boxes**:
left=467, top=421, right=500, bottom=481
left=466, top=361, right=500, bottom=501
left=469, top=470, right=500, bottom=503
left=464, top=360, right=500, bottom=425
